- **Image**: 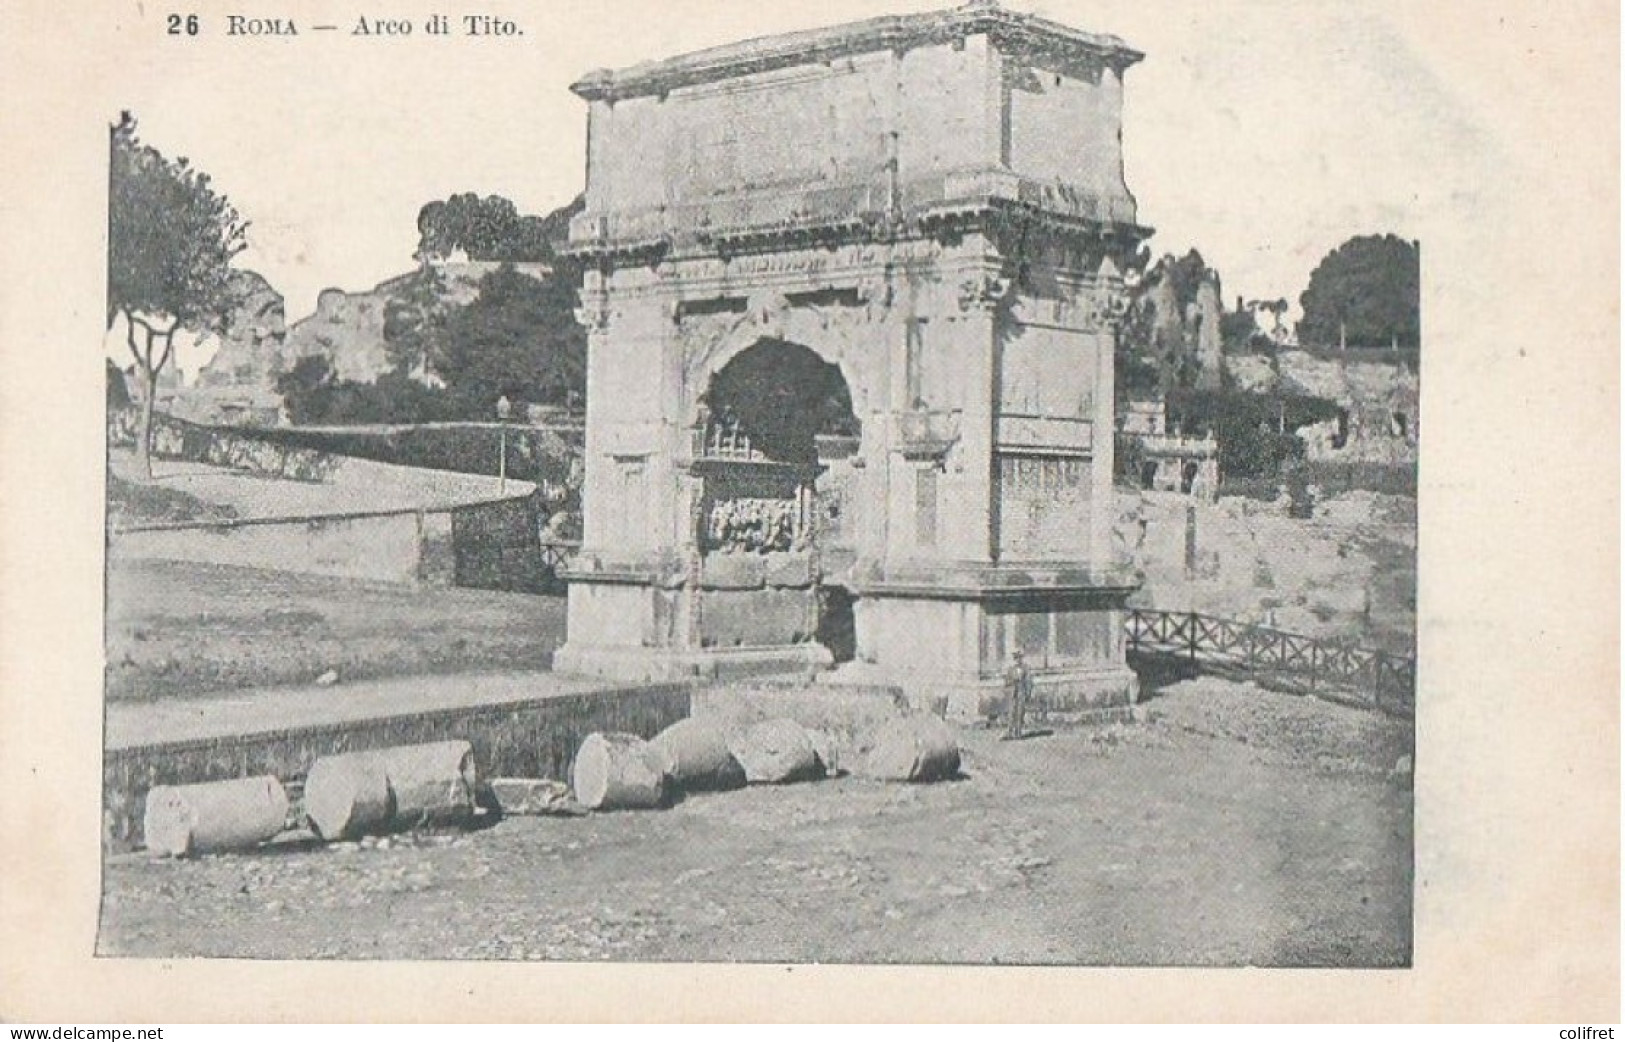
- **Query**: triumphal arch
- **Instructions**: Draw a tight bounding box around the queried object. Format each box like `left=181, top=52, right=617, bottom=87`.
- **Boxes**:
left=555, top=0, right=1150, bottom=717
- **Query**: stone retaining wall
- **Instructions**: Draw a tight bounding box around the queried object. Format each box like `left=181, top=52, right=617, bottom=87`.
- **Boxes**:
left=109, top=409, right=548, bottom=591
left=113, top=509, right=450, bottom=586
left=114, top=496, right=545, bottom=591
left=104, top=681, right=691, bottom=849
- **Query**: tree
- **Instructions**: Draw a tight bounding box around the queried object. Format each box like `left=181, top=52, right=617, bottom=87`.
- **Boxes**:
left=1165, top=389, right=1342, bottom=480
left=416, top=192, right=585, bottom=262
left=108, top=112, right=249, bottom=476
left=418, top=194, right=532, bottom=261
left=275, top=354, right=457, bottom=426
left=1219, top=307, right=1260, bottom=352
left=437, top=264, right=586, bottom=411
left=274, top=355, right=337, bottom=424
left=1297, top=234, right=1420, bottom=349
left=383, top=264, right=453, bottom=378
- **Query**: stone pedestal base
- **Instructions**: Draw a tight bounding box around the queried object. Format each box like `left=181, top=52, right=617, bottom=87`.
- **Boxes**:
left=837, top=564, right=1140, bottom=722
left=554, top=642, right=833, bottom=684
left=556, top=561, right=833, bottom=683
left=821, top=660, right=1138, bottom=723
left=559, top=560, right=1141, bottom=722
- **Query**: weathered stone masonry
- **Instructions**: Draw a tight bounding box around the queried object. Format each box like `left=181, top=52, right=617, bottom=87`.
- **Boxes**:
left=555, top=1, right=1152, bottom=718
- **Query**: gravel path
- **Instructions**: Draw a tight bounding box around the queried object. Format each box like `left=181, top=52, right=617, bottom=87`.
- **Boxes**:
left=108, top=450, right=521, bottom=520
left=107, top=669, right=608, bottom=749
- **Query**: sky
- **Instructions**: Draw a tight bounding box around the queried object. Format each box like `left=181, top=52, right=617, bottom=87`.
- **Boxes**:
left=113, top=0, right=1503, bottom=376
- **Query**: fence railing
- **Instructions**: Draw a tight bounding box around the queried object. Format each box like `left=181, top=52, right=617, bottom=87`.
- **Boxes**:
left=536, top=541, right=581, bottom=591
left=1124, top=608, right=1415, bottom=717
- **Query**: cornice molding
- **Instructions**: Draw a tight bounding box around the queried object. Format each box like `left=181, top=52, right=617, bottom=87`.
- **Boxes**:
left=571, top=2, right=1142, bottom=104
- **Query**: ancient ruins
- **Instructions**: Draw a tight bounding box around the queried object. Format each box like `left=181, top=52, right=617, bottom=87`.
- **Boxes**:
left=555, top=0, right=1151, bottom=717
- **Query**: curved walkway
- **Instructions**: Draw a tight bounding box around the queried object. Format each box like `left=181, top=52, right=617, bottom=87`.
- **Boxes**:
left=109, top=449, right=529, bottom=521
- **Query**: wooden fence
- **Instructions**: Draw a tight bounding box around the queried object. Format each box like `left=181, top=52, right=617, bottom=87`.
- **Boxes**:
left=538, top=540, right=579, bottom=571
left=1125, top=608, right=1415, bottom=717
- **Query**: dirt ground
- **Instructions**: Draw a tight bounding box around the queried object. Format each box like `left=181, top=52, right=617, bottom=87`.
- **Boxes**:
left=100, top=678, right=1412, bottom=966
left=105, top=559, right=565, bottom=702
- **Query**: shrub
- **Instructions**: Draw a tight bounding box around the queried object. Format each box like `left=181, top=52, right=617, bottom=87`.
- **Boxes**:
left=1166, top=389, right=1341, bottom=479
left=247, top=424, right=583, bottom=511
left=1290, top=460, right=1418, bottom=498
left=276, top=358, right=465, bottom=426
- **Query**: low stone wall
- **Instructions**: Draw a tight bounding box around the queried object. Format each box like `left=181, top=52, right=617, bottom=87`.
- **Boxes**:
left=113, top=508, right=456, bottom=586
left=111, top=408, right=517, bottom=503
left=109, top=408, right=548, bottom=591
left=110, top=408, right=339, bottom=483
left=104, top=681, right=691, bottom=849
left=113, top=495, right=544, bottom=590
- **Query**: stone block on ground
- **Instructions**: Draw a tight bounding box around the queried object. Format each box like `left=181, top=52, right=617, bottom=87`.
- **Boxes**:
left=571, top=732, right=668, bottom=811
left=303, top=751, right=392, bottom=841
left=695, top=682, right=908, bottom=769
left=303, top=740, right=477, bottom=838
left=649, top=718, right=747, bottom=791
left=487, top=778, right=587, bottom=817
left=727, top=718, right=825, bottom=784
left=143, top=776, right=289, bottom=857
left=859, top=715, right=962, bottom=783
left=379, top=740, right=479, bottom=828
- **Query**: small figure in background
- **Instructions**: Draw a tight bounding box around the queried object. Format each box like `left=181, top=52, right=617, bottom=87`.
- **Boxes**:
left=1004, top=650, right=1033, bottom=740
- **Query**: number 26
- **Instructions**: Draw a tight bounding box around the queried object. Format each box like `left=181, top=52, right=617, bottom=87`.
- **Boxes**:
left=167, top=13, right=199, bottom=35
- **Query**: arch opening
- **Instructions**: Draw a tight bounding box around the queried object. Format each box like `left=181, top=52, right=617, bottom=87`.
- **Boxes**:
left=696, top=339, right=865, bottom=654
left=699, top=338, right=862, bottom=468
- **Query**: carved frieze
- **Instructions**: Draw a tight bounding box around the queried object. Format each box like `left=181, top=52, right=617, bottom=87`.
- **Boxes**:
left=956, top=272, right=1012, bottom=314
left=705, top=497, right=805, bottom=554
left=1083, top=256, right=1133, bottom=333
left=1082, top=284, right=1132, bottom=333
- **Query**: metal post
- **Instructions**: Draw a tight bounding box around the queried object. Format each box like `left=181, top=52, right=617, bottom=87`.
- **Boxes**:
left=495, top=395, right=512, bottom=496
left=1188, top=610, right=1200, bottom=667
left=1184, top=504, right=1197, bottom=578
